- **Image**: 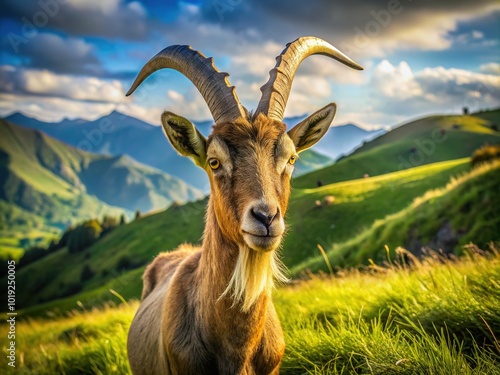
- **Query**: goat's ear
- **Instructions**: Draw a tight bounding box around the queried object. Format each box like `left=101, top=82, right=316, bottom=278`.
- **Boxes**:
left=287, top=103, right=336, bottom=153
left=161, top=111, right=207, bottom=167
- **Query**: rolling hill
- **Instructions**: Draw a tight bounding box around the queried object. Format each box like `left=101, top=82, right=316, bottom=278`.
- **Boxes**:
left=292, top=159, right=500, bottom=274
left=293, top=110, right=500, bottom=188
left=0, top=120, right=203, bottom=253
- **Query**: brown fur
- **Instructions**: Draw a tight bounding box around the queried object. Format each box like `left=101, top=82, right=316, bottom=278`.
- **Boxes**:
left=128, top=114, right=312, bottom=374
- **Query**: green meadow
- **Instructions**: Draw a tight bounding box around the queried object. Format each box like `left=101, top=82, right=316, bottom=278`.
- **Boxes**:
left=1, top=110, right=499, bottom=374
left=1, top=245, right=499, bottom=374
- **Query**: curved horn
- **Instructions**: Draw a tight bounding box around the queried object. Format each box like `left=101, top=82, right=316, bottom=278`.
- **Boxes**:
left=126, top=45, right=247, bottom=124
left=255, top=36, right=363, bottom=122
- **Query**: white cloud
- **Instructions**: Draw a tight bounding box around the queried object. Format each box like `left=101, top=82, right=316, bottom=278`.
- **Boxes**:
left=0, top=93, right=116, bottom=122
left=370, top=60, right=500, bottom=115
left=163, top=88, right=211, bottom=121
left=371, top=60, right=423, bottom=99
left=0, top=66, right=125, bottom=102
left=480, top=63, right=500, bottom=75
left=196, top=0, right=500, bottom=60
left=116, top=102, right=162, bottom=126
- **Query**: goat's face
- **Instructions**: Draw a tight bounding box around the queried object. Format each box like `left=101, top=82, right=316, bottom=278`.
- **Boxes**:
left=161, top=104, right=336, bottom=252
left=206, top=115, right=292, bottom=252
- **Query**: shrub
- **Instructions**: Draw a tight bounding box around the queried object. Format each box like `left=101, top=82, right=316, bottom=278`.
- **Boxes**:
left=115, top=255, right=142, bottom=271
left=116, top=255, right=131, bottom=271
left=471, top=144, right=500, bottom=167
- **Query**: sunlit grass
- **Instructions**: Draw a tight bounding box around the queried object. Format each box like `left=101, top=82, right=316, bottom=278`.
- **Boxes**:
left=2, top=245, right=499, bottom=374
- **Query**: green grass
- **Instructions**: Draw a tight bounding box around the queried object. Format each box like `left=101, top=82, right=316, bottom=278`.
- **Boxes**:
left=294, top=112, right=500, bottom=189
left=2, top=245, right=498, bottom=374
left=293, top=159, right=500, bottom=274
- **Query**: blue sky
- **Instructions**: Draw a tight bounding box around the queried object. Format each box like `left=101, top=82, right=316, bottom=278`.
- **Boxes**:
left=0, top=0, right=499, bottom=129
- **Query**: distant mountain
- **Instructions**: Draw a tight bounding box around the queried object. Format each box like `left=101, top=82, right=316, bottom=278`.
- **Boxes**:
left=293, top=149, right=333, bottom=177
left=5, top=111, right=209, bottom=189
left=0, top=120, right=203, bottom=238
left=5, top=111, right=378, bottom=188
left=313, top=124, right=384, bottom=160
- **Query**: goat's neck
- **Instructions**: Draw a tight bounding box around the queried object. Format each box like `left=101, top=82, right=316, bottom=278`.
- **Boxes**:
left=198, top=197, right=271, bottom=314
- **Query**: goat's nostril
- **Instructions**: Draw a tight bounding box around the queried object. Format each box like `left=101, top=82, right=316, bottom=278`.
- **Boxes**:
left=251, top=209, right=277, bottom=228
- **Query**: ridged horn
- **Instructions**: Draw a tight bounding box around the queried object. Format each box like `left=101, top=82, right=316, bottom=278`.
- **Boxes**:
left=126, top=45, right=247, bottom=124
left=255, top=36, right=363, bottom=122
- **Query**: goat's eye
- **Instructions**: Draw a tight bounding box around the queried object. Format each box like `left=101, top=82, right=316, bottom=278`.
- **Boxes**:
left=288, top=155, right=297, bottom=165
left=209, top=158, right=220, bottom=170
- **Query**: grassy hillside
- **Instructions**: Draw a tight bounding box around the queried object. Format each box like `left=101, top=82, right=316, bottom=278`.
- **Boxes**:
left=293, top=159, right=500, bottom=275
left=4, top=111, right=498, bottom=316
left=0, top=198, right=207, bottom=310
left=2, top=245, right=498, bottom=374
left=283, top=158, right=469, bottom=266
left=0, top=120, right=203, bottom=257
left=0, top=120, right=126, bottom=256
left=293, top=149, right=333, bottom=177
left=294, top=111, right=500, bottom=188
left=9, top=159, right=473, bottom=312
left=6, top=111, right=372, bottom=190
left=6, top=157, right=470, bottom=311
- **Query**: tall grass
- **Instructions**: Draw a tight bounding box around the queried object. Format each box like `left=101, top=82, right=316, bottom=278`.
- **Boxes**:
left=279, top=244, right=500, bottom=374
left=1, top=245, right=499, bottom=374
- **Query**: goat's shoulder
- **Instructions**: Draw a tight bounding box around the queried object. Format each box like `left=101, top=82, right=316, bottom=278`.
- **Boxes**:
left=141, top=243, right=201, bottom=300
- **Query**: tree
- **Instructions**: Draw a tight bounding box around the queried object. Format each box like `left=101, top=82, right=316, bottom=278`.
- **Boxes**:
left=68, top=219, right=102, bottom=253
left=135, top=210, right=141, bottom=220
left=120, top=214, right=126, bottom=225
left=80, top=264, right=95, bottom=282
left=101, top=215, right=119, bottom=237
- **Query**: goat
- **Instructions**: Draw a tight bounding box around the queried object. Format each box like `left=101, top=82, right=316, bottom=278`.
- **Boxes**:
left=126, top=36, right=362, bottom=375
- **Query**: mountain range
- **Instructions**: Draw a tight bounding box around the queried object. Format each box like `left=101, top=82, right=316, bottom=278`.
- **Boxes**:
left=0, top=119, right=203, bottom=243
left=5, top=111, right=383, bottom=189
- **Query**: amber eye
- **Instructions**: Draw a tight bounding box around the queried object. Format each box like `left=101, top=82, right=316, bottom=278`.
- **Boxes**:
left=209, top=158, right=220, bottom=170
left=288, top=155, right=297, bottom=165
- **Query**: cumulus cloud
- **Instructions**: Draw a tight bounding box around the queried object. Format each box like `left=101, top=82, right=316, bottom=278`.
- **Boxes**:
left=164, top=88, right=212, bottom=121
left=0, top=65, right=125, bottom=103
left=371, top=61, right=423, bottom=99
left=480, top=62, right=500, bottom=75
left=2, top=0, right=152, bottom=40
left=370, top=60, right=500, bottom=114
left=0, top=93, right=117, bottom=122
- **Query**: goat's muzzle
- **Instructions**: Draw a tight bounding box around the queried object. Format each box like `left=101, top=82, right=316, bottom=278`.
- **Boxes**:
left=241, top=201, right=285, bottom=252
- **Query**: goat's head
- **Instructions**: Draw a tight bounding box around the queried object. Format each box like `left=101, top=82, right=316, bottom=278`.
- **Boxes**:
left=127, top=37, right=362, bottom=254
